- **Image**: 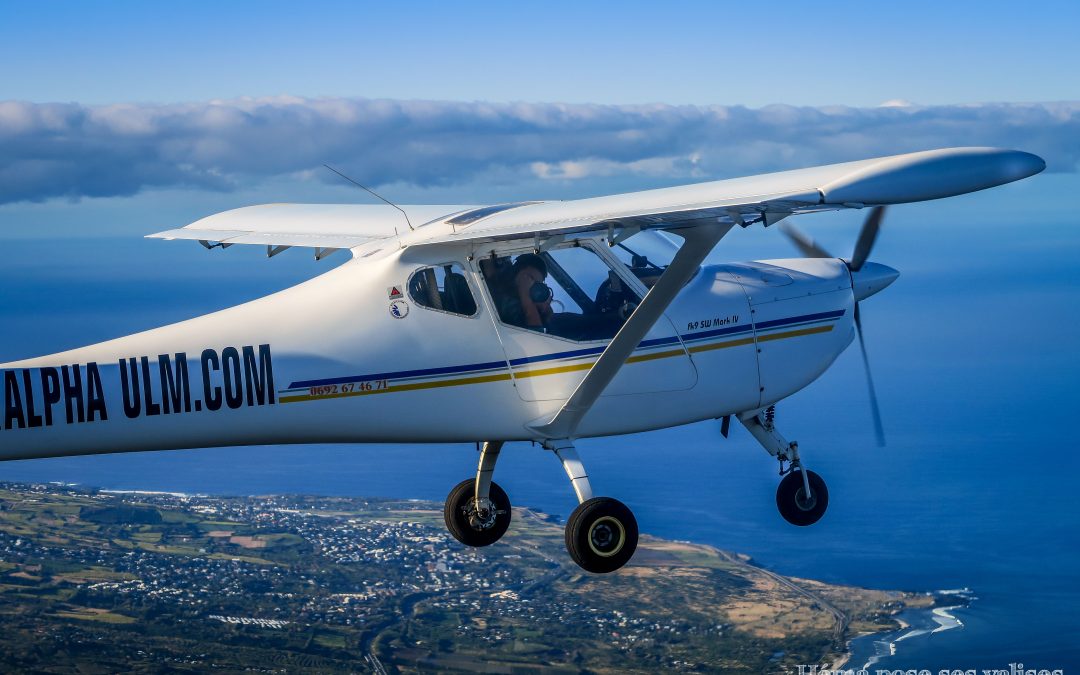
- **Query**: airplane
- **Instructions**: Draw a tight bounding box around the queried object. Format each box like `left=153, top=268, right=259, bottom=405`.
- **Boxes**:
left=0, top=147, right=1044, bottom=573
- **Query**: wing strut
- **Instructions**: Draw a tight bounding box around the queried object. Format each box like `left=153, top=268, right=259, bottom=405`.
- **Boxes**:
left=530, top=222, right=734, bottom=440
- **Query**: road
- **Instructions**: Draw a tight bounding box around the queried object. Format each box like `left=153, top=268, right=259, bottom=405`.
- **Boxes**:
left=715, top=549, right=849, bottom=646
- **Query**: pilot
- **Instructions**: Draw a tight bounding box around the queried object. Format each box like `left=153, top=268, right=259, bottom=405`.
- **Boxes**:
left=498, top=253, right=554, bottom=330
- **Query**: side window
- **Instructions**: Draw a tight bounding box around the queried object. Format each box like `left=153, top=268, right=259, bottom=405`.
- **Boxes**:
left=408, top=263, right=478, bottom=317
left=484, top=244, right=640, bottom=341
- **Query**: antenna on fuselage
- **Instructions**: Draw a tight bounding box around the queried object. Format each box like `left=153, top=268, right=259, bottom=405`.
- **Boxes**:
left=322, top=164, right=414, bottom=232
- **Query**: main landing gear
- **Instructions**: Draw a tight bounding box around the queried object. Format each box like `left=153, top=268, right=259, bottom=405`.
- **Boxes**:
left=444, top=442, right=512, bottom=547
left=444, top=439, right=638, bottom=573
left=739, top=408, right=829, bottom=526
left=564, top=496, right=638, bottom=574
left=547, top=439, right=638, bottom=574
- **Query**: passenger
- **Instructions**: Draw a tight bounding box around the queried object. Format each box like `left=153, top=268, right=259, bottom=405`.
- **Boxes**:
left=497, top=253, right=554, bottom=330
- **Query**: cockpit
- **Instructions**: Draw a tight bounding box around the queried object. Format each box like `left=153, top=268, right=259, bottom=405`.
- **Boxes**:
left=478, top=233, right=676, bottom=342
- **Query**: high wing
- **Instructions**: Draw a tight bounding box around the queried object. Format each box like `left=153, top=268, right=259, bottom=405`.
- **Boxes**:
left=147, top=148, right=1043, bottom=257
left=402, top=147, right=1045, bottom=249
left=147, top=203, right=475, bottom=257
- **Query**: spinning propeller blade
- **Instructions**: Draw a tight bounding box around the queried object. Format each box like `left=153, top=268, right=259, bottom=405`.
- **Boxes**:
left=850, top=206, right=885, bottom=272
left=778, top=222, right=832, bottom=258
left=853, top=303, right=886, bottom=447
left=778, top=206, right=891, bottom=446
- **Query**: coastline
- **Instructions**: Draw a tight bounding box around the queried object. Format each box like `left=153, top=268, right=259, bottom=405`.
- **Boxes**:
left=844, top=589, right=974, bottom=670
left=832, top=615, right=910, bottom=671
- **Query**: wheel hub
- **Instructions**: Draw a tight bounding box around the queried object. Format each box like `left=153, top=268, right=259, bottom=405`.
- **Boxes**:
left=588, top=516, right=626, bottom=557
left=795, top=487, right=817, bottom=511
left=465, top=498, right=498, bottom=530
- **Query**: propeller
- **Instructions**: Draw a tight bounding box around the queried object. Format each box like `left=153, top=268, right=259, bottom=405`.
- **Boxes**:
left=778, top=207, right=889, bottom=446
left=852, top=303, right=885, bottom=445
left=850, top=205, right=885, bottom=272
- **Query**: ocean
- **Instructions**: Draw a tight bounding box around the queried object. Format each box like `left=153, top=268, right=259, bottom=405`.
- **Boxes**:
left=1, top=181, right=1078, bottom=671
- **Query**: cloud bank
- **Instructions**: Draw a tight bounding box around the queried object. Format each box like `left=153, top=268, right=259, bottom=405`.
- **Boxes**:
left=1, top=97, right=1077, bottom=204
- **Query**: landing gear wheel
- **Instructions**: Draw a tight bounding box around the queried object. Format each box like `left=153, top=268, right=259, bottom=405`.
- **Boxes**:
left=565, top=497, right=638, bottom=573
left=776, top=469, right=829, bottom=526
left=444, top=479, right=511, bottom=547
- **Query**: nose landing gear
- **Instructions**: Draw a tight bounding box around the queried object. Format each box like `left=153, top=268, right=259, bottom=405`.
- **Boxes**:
left=776, top=468, right=828, bottom=526
left=739, top=408, right=829, bottom=526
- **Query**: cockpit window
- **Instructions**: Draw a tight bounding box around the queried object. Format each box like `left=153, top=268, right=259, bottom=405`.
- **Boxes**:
left=481, top=243, right=640, bottom=341
left=446, top=202, right=535, bottom=226
left=409, top=263, right=478, bottom=316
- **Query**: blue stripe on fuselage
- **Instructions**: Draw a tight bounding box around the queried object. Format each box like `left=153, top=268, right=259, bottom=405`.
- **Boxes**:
left=285, top=309, right=845, bottom=390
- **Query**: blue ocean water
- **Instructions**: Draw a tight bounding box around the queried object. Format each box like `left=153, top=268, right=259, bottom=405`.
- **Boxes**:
left=1, top=182, right=1078, bottom=670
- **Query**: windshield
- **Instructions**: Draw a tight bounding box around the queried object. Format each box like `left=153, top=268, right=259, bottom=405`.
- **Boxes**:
left=608, top=231, right=679, bottom=288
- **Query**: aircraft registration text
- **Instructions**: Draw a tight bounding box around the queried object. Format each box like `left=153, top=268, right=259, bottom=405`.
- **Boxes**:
left=307, top=380, right=388, bottom=397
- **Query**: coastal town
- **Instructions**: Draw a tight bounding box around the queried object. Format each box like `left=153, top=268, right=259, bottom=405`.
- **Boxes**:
left=0, top=482, right=931, bottom=673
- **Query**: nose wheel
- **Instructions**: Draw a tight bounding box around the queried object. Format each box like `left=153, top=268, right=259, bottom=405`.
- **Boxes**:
left=776, top=469, right=828, bottom=526
left=739, top=408, right=830, bottom=527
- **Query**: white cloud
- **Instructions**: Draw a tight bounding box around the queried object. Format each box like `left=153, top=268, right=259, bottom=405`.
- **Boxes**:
left=0, top=97, right=1076, bottom=205
left=878, top=99, right=917, bottom=108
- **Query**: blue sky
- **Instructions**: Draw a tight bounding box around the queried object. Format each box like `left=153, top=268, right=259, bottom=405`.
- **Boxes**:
left=3, top=1, right=1078, bottom=107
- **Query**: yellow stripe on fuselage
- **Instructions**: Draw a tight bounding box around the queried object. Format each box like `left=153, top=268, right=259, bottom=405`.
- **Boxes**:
left=756, top=324, right=833, bottom=343
left=280, top=324, right=835, bottom=404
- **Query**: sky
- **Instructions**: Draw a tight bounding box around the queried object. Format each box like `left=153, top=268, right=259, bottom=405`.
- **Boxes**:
left=2, top=1, right=1078, bottom=108
left=0, top=0, right=1077, bottom=227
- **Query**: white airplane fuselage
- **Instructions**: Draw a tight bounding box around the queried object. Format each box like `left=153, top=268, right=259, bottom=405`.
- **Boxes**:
left=0, top=241, right=866, bottom=461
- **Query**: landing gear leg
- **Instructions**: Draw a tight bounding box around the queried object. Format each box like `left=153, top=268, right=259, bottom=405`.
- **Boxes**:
left=545, top=440, right=638, bottom=574
left=738, top=409, right=829, bottom=526
left=444, top=441, right=512, bottom=547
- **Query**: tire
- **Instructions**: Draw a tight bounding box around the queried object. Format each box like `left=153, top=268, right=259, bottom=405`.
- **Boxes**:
left=776, top=469, right=829, bottom=526
left=444, top=479, right=511, bottom=547
left=565, top=497, right=638, bottom=573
